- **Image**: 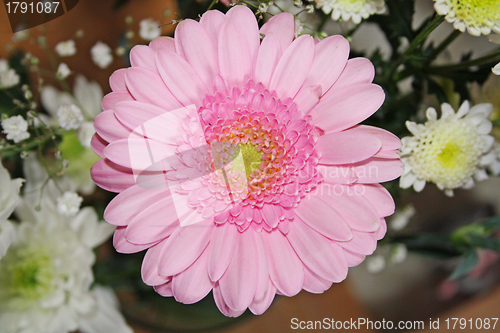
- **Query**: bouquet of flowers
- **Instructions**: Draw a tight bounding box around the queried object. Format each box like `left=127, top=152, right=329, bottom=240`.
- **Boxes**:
left=0, top=0, right=499, bottom=331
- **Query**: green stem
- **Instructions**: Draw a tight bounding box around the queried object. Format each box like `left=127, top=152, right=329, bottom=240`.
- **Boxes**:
left=206, top=0, right=218, bottom=11
left=428, top=51, right=500, bottom=72
left=387, top=15, right=445, bottom=80
left=492, top=118, right=500, bottom=127
left=430, top=29, right=461, bottom=59
left=0, top=132, right=55, bottom=158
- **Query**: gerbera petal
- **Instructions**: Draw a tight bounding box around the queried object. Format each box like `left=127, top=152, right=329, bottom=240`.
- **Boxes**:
left=254, top=33, right=282, bottom=88
left=226, top=5, right=260, bottom=68
left=219, top=229, right=258, bottom=311
left=260, top=204, right=280, bottom=228
left=351, top=157, right=405, bottom=183
left=158, top=221, right=214, bottom=276
left=101, top=91, right=134, bottom=111
left=338, top=230, right=379, bottom=255
left=253, top=231, right=270, bottom=301
left=260, top=12, right=295, bottom=54
left=293, top=85, right=322, bottom=114
left=91, top=159, right=135, bottom=193
left=175, top=19, right=219, bottom=92
left=333, top=57, right=375, bottom=88
left=218, top=20, right=252, bottom=88
left=303, top=267, right=333, bottom=294
left=199, top=10, right=227, bottom=43
left=317, top=130, right=382, bottom=165
left=125, top=195, right=179, bottom=244
left=94, top=110, right=131, bottom=143
left=154, top=281, right=173, bottom=297
left=361, top=184, right=395, bottom=218
left=263, top=230, right=304, bottom=297
left=343, top=249, right=366, bottom=267
left=130, top=45, right=156, bottom=71
left=113, top=226, right=158, bottom=254
left=149, top=36, right=176, bottom=51
left=109, top=68, right=127, bottom=92
left=295, top=195, right=352, bottom=241
left=288, top=221, right=348, bottom=282
left=142, top=242, right=170, bottom=286
left=213, top=283, right=246, bottom=317
left=125, top=67, right=183, bottom=110
left=208, top=223, right=238, bottom=282
left=91, top=134, right=107, bottom=159
left=375, top=218, right=387, bottom=240
left=311, top=83, right=385, bottom=133
left=269, top=35, right=315, bottom=100
left=172, top=247, right=213, bottom=304
left=155, top=48, right=209, bottom=106
left=249, top=281, right=276, bottom=315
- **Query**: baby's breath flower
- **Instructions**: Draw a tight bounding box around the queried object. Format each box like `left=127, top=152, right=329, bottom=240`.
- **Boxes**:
left=139, top=18, right=161, bottom=41
left=390, top=244, right=408, bottom=264
left=56, top=63, right=71, bottom=80
left=90, top=42, right=113, bottom=69
left=54, top=40, right=76, bottom=57
left=366, top=255, right=386, bottom=273
left=56, top=191, right=83, bottom=217
left=1, top=116, right=30, bottom=143
left=0, top=69, right=20, bottom=89
left=57, top=104, right=84, bottom=130
left=316, top=0, right=385, bottom=24
left=389, top=205, right=416, bottom=231
left=400, top=101, right=496, bottom=196
left=433, top=0, right=500, bottom=36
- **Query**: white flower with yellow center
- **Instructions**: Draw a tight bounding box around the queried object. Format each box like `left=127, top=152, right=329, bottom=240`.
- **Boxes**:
left=433, top=0, right=500, bottom=36
left=489, top=34, right=500, bottom=75
left=400, top=101, right=496, bottom=196
left=315, top=0, right=385, bottom=24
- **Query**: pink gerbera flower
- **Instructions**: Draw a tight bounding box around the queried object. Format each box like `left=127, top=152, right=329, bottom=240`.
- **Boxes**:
left=91, top=6, right=403, bottom=317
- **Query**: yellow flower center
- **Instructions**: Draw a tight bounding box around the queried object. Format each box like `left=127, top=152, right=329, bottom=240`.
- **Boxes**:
left=230, top=143, right=263, bottom=179
left=449, top=0, right=500, bottom=28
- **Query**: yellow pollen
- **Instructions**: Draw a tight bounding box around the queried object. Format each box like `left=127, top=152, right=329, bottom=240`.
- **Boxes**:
left=230, top=142, right=263, bottom=179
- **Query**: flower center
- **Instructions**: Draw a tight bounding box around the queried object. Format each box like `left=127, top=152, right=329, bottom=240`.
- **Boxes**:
left=410, top=118, right=482, bottom=188
left=450, top=0, right=500, bottom=27
left=0, top=245, right=55, bottom=310
left=231, top=142, right=263, bottom=179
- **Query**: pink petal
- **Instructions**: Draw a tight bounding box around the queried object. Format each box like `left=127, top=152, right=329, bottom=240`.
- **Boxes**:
left=249, top=281, right=276, bottom=315
left=113, top=226, right=157, bottom=254
left=288, top=220, right=348, bottom=282
left=351, top=157, right=404, bottom=183
left=91, top=134, right=107, bottom=159
left=269, top=35, right=315, bottom=100
left=253, top=232, right=270, bottom=301
left=219, top=230, right=258, bottom=311
left=91, top=159, right=135, bottom=193
left=113, top=100, right=167, bottom=131
left=156, top=48, right=209, bottom=106
left=293, top=85, right=322, bottom=114
left=94, top=110, right=131, bottom=144
left=218, top=20, right=252, bottom=88
left=263, top=230, right=304, bottom=297
left=175, top=19, right=219, bottom=92
left=254, top=33, right=282, bottom=88
left=199, top=10, right=227, bottom=44
left=295, top=195, right=352, bottom=241
left=317, top=130, right=382, bottom=165
left=130, top=45, right=156, bottom=71
left=361, top=184, right=395, bottom=218
left=311, top=83, right=385, bottom=133
left=315, top=184, right=380, bottom=232
left=334, top=57, right=375, bottom=88
left=375, top=218, right=387, bottom=240
left=338, top=230, right=378, bottom=255
left=302, top=267, right=333, bottom=294
left=343, top=249, right=366, bottom=267
left=102, top=91, right=134, bottom=111
left=350, top=125, right=402, bottom=151
left=213, top=283, right=246, bottom=317
left=125, top=196, right=179, bottom=244
left=142, top=242, right=170, bottom=286
left=149, top=36, right=176, bottom=52
left=226, top=5, right=260, bottom=69
left=125, top=67, right=183, bottom=111
left=319, top=165, right=357, bottom=184
left=154, top=281, right=173, bottom=296
left=172, top=247, right=213, bottom=304
left=302, top=35, right=350, bottom=96
left=260, top=12, right=295, bottom=54
left=158, top=220, right=214, bottom=276
left=260, top=204, right=279, bottom=228
left=109, top=68, right=127, bottom=92
left=104, top=185, right=169, bottom=226
left=208, top=223, right=238, bottom=281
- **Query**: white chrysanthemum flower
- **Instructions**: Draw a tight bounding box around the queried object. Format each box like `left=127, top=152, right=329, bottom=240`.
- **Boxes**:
left=315, top=0, right=385, bottom=24
left=0, top=59, right=8, bottom=72
left=56, top=63, right=71, bottom=80
left=90, top=42, right=113, bottom=69
left=389, top=205, right=416, bottom=231
left=400, top=101, right=496, bottom=196
left=77, top=122, right=96, bottom=148
left=0, top=162, right=23, bottom=259
left=56, top=191, right=83, bottom=217
left=139, top=18, right=161, bottom=41
left=0, top=182, right=131, bottom=333
left=1, top=116, right=30, bottom=143
left=489, top=34, right=500, bottom=75
left=57, top=104, right=84, bottom=130
left=55, top=40, right=76, bottom=57
left=0, top=69, right=20, bottom=89
left=433, top=0, right=500, bottom=36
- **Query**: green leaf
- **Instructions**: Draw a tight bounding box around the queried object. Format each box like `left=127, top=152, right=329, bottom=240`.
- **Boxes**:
left=390, top=233, right=463, bottom=259
left=449, top=250, right=479, bottom=280
left=468, top=235, right=500, bottom=253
